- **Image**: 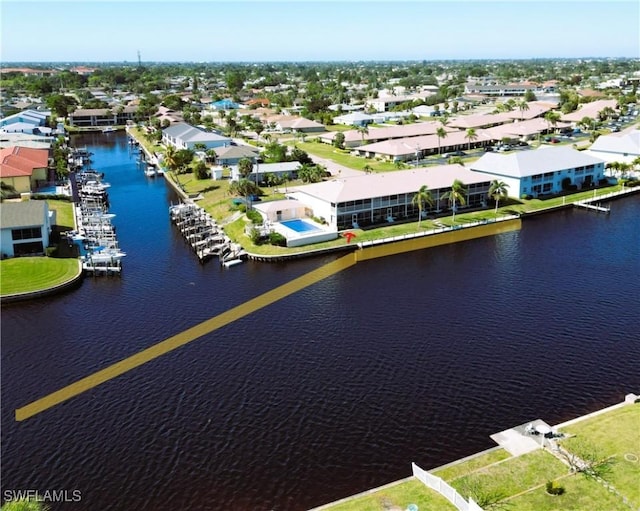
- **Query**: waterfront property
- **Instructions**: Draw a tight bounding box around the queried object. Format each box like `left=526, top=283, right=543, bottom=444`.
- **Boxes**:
left=0, top=146, right=50, bottom=194
left=68, top=106, right=137, bottom=128
left=470, top=146, right=607, bottom=198
left=162, top=122, right=231, bottom=150
left=0, top=200, right=53, bottom=257
left=288, top=164, right=492, bottom=231
left=230, top=161, right=301, bottom=182
left=585, top=129, right=640, bottom=164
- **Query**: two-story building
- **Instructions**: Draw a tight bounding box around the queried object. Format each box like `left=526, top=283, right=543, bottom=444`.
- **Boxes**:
left=162, top=122, right=231, bottom=150
left=0, top=200, right=53, bottom=257
left=469, top=146, right=606, bottom=198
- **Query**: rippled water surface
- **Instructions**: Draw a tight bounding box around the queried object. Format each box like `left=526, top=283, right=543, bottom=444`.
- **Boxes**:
left=2, top=132, right=639, bottom=510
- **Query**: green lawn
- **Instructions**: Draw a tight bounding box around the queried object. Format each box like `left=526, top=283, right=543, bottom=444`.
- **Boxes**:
left=291, top=140, right=400, bottom=172
left=318, top=478, right=457, bottom=511
left=558, top=404, right=640, bottom=509
left=432, top=448, right=511, bottom=480
left=507, top=473, right=631, bottom=511
left=47, top=199, right=75, bottom=228
left=0, top=257, right=80, bottom=296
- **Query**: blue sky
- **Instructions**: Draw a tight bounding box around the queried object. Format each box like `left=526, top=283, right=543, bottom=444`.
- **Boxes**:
left=1, top=1, right=639, bottom=62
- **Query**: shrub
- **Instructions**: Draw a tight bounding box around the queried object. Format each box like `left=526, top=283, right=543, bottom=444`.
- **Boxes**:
left=268, top=232, right=287, bottom=247
left=246, top=209, right=263, bottom=224
left=545, top=481, right=565, bottom=495
left=249, top=227, right=263, bottom=245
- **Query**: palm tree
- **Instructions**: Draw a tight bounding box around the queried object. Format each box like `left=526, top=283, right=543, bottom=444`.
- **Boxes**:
left=518, top=100, right=530, bottom=120
left=436, top=127, right=448, bottom=155
left=362, top=164, right=373, bottom=174
left=356, top=124, right=369, bottom=144
left=411, top=185, right=434, bottom=227
left=488, top=179, right=509, bottom=214
left=441, top=179, right=467, bottom=223
left=1, top=181, right=18, bottom=201
left=163, top=145, right=178, bottom=176
left=544, top=111, right=561, bottom=134
left=465, top=128, right=478, bottom=151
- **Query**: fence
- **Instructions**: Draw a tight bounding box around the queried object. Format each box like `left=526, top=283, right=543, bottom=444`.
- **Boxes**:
left=412, top=462, right=484, bottom=511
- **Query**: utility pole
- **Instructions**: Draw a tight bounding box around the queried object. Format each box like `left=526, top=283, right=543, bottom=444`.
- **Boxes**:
left=137, top=50, right=142, bottom=68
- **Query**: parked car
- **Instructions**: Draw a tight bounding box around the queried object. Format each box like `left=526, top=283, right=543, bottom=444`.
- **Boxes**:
left=444, top=150, right=466, bottom=158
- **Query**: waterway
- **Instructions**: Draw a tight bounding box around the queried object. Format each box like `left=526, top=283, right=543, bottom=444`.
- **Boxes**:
left=2, top=132, right=639, bottom=510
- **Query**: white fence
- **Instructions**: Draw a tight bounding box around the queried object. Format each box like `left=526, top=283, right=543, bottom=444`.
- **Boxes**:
left=412, top=462, right=484, bottom=511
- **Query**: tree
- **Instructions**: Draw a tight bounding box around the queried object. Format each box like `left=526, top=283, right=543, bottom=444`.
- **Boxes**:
left=436, top=127, right=448, bottom=155
left=233, top=179, right=262, bottom=210
left=356, top=124, right=369, bottom=144
left=465, top=128, right=478, bottom=151
left=518, top=99, right=530, bottom=120
left=163, top=145, right=178, bottom=176
left=544, top=111, right=561, bottom=134
left=1, top=498, right=48, bottom=511
left=488, top=179, right=509, bottom=214
left=194, top=160, right=209, bottom=180
left=363, top=164, right=373, bottom=174
left=238, top=157, right=254, bottom=179
left=333, top=131, right=345, bottom=150
left=441, top=179, right=467, bottom=222
left=193, top=142, right=207, bottom=153
left=297, top=164, right=326, bottom=183
left=411, top=185, right=434, bottom=227
left=0, top=181, right=19, bottom=201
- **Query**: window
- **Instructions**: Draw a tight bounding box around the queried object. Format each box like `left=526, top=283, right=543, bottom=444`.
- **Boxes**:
left=12, top=227, right=41, bottom=241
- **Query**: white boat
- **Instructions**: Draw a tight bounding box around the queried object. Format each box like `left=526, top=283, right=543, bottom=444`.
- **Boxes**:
left=145, top=166, right=157, bottom=177
left=223, top=259, right=243, bottom=268
left=102, top=126, right=116, bottom=133
left=84, top=249, right=126, bottom=263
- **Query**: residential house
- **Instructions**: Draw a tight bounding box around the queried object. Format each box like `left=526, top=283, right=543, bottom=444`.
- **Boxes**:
left=230, top=161, right=301, bottom=183
left=560, top=99, right=618, bottom=124
left=275, top=117, right=325, bottom=133
left=162, top=122, right=231, bottom=150
left=68, top=106, right=137, bottom=127
left=214, top=144, right=260, bottom=167
left=0, top=146, right=50, bottom=193
left=0, top=200, right=53, bottom=257
left=355, top=130, right=493, bottom=162
left=288, top=164, right=493, bottom=231
left=333, top=111, right=375, bottom=127
left=0, top=109, right=50, bottom=135
left=585, top=129, right=640, bottom=164
left=469, top=146, right=606, bottom=198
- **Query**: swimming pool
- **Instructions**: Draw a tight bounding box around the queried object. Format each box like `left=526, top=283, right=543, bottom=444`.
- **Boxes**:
left=280, top=219, right=321, bottom=233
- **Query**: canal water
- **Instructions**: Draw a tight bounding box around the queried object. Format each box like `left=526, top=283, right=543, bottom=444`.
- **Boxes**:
left=2, top=132, right=639, bottom=510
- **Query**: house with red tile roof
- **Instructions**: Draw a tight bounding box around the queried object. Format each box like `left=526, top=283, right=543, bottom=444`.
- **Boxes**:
left=0, top=146, right=50, bottom=194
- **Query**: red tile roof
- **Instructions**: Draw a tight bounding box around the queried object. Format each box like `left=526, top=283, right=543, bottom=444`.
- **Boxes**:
left=0, top=146, right=49, bottom=178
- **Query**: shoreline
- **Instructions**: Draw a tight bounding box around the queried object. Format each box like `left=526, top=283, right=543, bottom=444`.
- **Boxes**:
left=128, top=128, right=640, bottom=264
left=309, top=393, right=639, bottom=510
left=0, top=259, right=84, bottom=304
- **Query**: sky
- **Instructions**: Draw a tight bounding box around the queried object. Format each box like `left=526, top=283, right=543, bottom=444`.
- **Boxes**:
left=1, top=0, right=639, bottom=63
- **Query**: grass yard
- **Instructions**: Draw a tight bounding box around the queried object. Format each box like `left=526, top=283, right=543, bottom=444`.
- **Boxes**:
left=0, top=257, right=80, bottom=296
left=506, top=473, right=631, bottom=511
left=431, top=448, right=511, bottom=480
left=291, top=140, right=400, bottom=172
left=558, top=404, right=640, bottom=509
left=47, top=199, right=75, bottom=229
left=318, top=478, right=457, bottom=511
left=449, top=450, right=568, bottom=502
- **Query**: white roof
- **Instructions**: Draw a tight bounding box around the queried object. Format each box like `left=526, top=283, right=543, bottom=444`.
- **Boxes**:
left=470, top=146, right=605, bottom=178
left=253, top=199, right=305, bottom=215
left=290, top=164, right=490, bottom=203
left=589, top=130, right=640, bottom=156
